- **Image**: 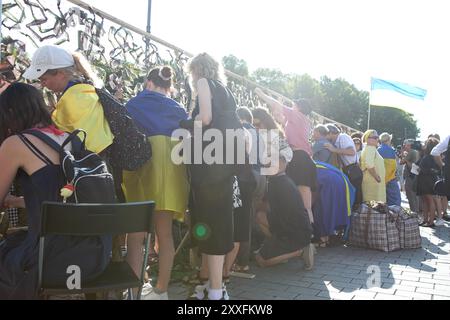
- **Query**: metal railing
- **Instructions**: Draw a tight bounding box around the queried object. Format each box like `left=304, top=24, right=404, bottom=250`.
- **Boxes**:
left=1, top=0, right=359, bottom=134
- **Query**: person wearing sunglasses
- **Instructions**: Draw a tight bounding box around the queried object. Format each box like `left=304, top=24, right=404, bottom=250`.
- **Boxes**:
left=361, top=130, right=386, bottom=203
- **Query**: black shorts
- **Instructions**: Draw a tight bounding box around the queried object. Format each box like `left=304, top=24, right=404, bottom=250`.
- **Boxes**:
left=190, top=176, right=234, bottom=255
left=286, top=150, right=317, bottom=191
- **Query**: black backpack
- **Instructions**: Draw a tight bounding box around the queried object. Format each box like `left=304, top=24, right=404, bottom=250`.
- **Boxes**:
left=95, top=88, right=152, bottom=171
left=23, top=129, right=116, bottom=204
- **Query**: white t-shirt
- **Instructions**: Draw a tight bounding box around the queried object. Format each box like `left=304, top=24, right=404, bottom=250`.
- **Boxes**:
left=431, top=135, right=450, bottom=156
left=335, top=133, right=357, bottom=167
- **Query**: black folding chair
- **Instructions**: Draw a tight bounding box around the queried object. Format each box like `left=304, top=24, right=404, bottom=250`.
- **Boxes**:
left=38, top=201, right=155, bottom=300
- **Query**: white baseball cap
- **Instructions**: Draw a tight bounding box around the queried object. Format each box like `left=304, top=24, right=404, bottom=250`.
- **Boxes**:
left=23, top=45, right=74, bottom=80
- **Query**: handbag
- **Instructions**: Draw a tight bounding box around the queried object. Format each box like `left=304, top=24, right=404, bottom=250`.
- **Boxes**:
left=349, top=204, right=400, bottom=252
left=344, top=163, right=363, bottom=182
left=434, top=168, right=449, bottom=197
left=434, top=178, right=447, bottom=196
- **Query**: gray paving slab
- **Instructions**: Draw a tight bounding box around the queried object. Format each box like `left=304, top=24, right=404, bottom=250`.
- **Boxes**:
left=167, top=213, right=450, bottom=300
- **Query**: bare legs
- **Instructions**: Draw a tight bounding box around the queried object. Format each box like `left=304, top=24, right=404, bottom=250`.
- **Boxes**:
left=126, top=232, right=147, bottom=279
left=153, top=212, right=174, bottom=292
left=206, top=254, right=225, bottom=291
left=223, top=242, right=240, bottom=278
left=298, top=186, right=314, bottom=224
left=125, top=211, right=175, bottom=295
left=255, top=250, right=302, bottom=267
left=422, top=195, right=436, bottom=225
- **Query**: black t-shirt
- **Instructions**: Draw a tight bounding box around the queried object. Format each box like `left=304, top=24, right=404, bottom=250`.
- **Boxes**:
left=267, top=174, right=312, bottom=245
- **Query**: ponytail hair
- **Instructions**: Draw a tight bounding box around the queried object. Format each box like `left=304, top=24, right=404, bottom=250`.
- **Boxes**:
left=146, top=66, right=173, bottom=89
left=59, top=52, right=103, bottom=87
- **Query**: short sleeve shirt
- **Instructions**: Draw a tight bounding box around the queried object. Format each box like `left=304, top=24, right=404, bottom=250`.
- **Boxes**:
left=282, top=106, right=312, bottom=156
left=312, top=138, right=332, bottom=163
left=335, top=133, right=357, bottom=167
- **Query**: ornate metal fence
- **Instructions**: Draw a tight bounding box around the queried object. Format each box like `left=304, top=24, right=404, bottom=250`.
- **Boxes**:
left=1, top=0, right=359, bottom=134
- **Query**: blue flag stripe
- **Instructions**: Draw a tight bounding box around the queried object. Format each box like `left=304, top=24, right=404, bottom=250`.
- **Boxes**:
left=371, top=78, right=427, bottom=100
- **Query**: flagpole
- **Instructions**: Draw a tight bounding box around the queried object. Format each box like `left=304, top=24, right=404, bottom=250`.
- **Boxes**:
left=368, top=78, right=371, bottom=130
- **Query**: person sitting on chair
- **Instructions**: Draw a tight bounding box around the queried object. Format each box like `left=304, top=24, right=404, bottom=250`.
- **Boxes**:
left=0, top=83, right=111, bottom=299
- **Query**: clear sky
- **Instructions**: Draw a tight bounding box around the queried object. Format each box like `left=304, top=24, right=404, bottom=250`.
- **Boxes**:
left=88, top=0, right=449, bottom=140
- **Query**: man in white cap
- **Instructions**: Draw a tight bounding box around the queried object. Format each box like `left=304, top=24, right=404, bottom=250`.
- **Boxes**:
left=23, top=45, right=113, bottom=154
left=23, top=45, right=76, bottom=91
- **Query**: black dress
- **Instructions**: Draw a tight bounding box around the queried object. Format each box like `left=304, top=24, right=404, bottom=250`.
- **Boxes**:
left=416, top=155, right=440, bottom=196
left=189, top=79, right=242, bottom=255
left=0, top=134, right=111, bottom=299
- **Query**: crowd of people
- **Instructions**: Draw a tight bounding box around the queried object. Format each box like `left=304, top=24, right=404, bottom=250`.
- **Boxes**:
left=0, top=45, right=448, bottom=300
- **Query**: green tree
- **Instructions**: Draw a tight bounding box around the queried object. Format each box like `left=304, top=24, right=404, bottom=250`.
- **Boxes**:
left=287, top=73, right=324, bottom=112
left=222, top=54, right=249, bottom=77
left=237, top=62, right=421, bottom=139
left=250, top=68, right=290, bottom=96
left=369, top=106, right=420, bottom=146
left=319, top=76, right=368, bottom=131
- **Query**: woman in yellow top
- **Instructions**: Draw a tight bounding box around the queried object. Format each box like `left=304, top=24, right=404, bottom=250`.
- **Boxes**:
left=122, top=66, right=189, bottom=300
left=23, top=45, right=113, bottom=154
left=360, top=130, right=386, bottom=203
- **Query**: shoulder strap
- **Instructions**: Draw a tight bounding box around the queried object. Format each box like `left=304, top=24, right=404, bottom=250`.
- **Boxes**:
left=17, top=134, right=54, bottom=165
left=61, top=129, right=86, bottom=151
left=22, top=129, right=86, bottom=154
left=95, top=87, right=123, bottom=106
left=22, top=129, right=62, bottom=153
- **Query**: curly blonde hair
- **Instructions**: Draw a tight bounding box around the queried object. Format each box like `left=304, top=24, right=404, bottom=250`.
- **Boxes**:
left=187, top=52, right=226, bottom=88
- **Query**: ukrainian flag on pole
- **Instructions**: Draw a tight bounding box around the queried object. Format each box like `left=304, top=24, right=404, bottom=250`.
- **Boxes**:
left=370, top=77, right=427, bottom=110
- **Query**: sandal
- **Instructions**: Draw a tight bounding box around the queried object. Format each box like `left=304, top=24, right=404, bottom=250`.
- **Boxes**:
left=222, top=275, right=231, bottom=284
left=232, top=264, right=250, bottom=272
left=188, top=272, right=208, bottom=285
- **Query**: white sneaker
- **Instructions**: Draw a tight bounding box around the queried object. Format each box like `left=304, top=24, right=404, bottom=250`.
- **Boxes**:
left=140, top=283, right=168, bottom=300
left=435, top=218, right=445, bottom=226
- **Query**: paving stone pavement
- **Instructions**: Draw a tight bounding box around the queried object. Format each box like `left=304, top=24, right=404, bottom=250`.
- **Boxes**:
left=168, top=220, right=450, bottom=300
